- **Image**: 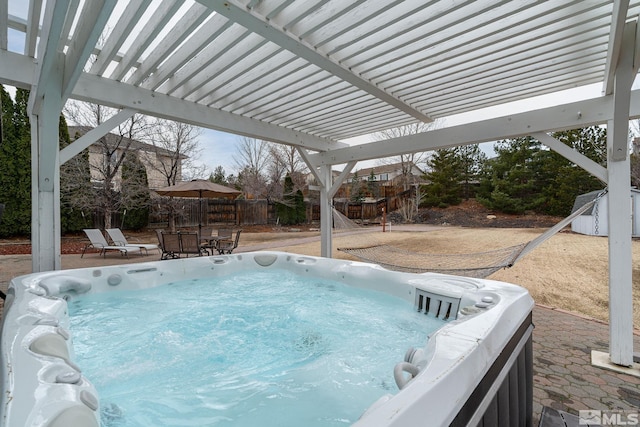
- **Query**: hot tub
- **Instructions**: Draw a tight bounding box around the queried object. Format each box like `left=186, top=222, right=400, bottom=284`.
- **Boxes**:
left=0, top=251, right=534, bottom=427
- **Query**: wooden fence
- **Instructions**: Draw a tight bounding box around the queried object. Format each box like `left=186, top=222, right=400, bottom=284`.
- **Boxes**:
left=96, top=189, right=413, bottom=229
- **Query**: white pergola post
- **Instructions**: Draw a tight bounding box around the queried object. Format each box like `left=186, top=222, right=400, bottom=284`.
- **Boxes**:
left=319, top=165, right=333, bottom=258
left=607, top=21, right=635, bottom=367
left=26, top=0, right=115, bottom=272
left=30, top=86, right=63, bottom=272
left=298, top=147, right=356, bottom=259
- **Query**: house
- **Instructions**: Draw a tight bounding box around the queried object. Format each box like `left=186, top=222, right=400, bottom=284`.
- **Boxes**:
left=346, top=161, right=425, bottom=187
left=68, top=126, right=184, bottom=190
left=571, top=189, right=640, bottom=237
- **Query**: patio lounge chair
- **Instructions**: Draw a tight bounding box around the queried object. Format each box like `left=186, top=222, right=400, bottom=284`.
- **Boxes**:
left=216, top=229, right=242, bottom=255
left=158, top=231, right=181, bottom=260
left=106, top=228, right=159, bottom=255
left=81, top=229, right=142, bottom=258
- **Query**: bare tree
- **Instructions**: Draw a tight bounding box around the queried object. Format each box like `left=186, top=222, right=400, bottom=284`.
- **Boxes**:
left=139, top=119, right=205, bottom=231
left=233, top=137, right=271, bottom=199
left=143, top=120, right=205, bottom=186
left=269, top=144, right=309, bottom=193
left=64, top=101, right=153, bottom=228
left=373, top=121, right=442, bottom=190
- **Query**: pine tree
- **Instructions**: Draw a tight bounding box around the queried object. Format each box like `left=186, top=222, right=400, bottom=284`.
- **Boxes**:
left=294, top=188, right=306, bottom=224
left=349, top=171, right=366, bottom=203
left=477, top=137, right=545, bottom=214
left=276, top=174, right=298, bottom=225
left=367, top=169, right=379, bottom=199
left=121, top=154, right=150, bottom=230
left=209, top=165, right=227, bottom=185
left=423, top=148, right=461, bottom=208
left=0, top=88, right=31, bottom=236
left=539, top=127, right=606, bottom=216
left=456, top=144, right=486, bottom=200
left=0, top=85, right=15, bottom=230
left=59, top=115, right=90, bottom=232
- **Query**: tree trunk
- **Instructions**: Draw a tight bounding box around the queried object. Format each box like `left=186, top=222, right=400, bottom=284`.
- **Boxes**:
left=104, top=209, right=112, bottom=230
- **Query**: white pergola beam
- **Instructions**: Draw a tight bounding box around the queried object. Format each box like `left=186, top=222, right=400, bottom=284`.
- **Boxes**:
left=297, top=148, right=322, bottom=184
left=60, top=108, right=137, bottom=164
left=90, top=0, right=153, bottom=76
left=0, top=49, right=345, bottom=152
left=196, top=0, right=433, bottom=123
left=28, top=0, right=69, bottom=116
left=62, top=0, right=116, bottom=102
left=110, top=0, right=182, bottom=81
left=603, top=0, right=630, bottom=95
left=330, top=161, right=356, bottom=198
left=72, top=73, right=344, bottom=152
left=0, top=0, right=7, bottom=51
left=310, top=92, right=640, bottom=166
left=127, top=2, right=210, bottom=86
left=532, top=132, right=608, bottom=184
left=0, top=49, right=33, bottom=88
left=24, top=0, right=43, bottom=57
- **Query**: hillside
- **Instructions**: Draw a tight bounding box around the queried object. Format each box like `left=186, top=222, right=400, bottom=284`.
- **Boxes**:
left=389, top=199, right=564, bottom=228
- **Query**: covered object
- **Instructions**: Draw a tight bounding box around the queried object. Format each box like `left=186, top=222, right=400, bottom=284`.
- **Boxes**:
left=571, top=189, right=640, bottom=237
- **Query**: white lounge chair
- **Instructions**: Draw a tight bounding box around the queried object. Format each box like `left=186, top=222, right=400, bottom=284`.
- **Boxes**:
left=81, top=229, right=142, bottom=258
left=106, top=228, right=159, bottom=255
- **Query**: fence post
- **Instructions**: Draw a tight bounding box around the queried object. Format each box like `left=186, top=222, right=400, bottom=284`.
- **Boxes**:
left=382, top=207, right=387, bottom=232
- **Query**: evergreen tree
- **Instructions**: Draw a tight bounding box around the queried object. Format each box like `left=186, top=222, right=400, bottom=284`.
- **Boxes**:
left=423, top=148, right=461, bottom=208
left=539, top=127, right=606, bottom=216
left=276, top=174, right=299, bottom=225
left=209, top=165, right=227, bottom=185
left=367, top=169, right=379, bottom=199
left=294, top=188, right=306, bottom=224
left=121, top=154, right=150, bottom=230
left=477, top=137, right=545, bottom=214
left=456, top=144, right=486, bottom=200
left=0, top=85, right=15, bottom=230
left=0, top=88, right=31, bottom=236
left=59, top=115, right=90, bottom=232
left=349, top=171, right=366, bottom=203
left=632, top=152, right=640, bottom=189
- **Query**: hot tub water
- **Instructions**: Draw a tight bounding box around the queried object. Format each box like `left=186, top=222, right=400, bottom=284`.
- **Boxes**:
left=68, top=269, right=444, bottom=427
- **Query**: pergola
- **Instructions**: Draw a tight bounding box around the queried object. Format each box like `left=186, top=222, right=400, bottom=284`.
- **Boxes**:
left=1, top=0, right=639, bottom=368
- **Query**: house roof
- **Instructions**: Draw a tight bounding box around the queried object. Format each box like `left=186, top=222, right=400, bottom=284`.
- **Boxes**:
left=68, top=126, right=186, bottom=159
left=351, top=161, right=424, bottom=179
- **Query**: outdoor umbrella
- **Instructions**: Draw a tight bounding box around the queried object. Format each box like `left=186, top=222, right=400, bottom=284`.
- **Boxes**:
left=155, top=179, right=241, bottom=231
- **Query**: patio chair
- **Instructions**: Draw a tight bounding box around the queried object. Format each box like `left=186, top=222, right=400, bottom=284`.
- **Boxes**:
left=180, top=232, right=208, bottom=257
left=159, top=232, right=181, bottom=260
left=81, top=229, right=142, bottom=258
left=199, top=226, right=215, bottom=245
left=216, top=229, right=242, bottom=255
left=218, top=228, right=233, bottom=239
left=106, top=228, right=159, bottom=255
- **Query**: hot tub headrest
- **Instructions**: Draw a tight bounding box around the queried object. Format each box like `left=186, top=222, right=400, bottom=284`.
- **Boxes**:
left=39, top=276, right=92, bottom=296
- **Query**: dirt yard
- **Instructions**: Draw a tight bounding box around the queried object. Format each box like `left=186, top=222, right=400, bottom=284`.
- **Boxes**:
left=1, top=201, right=638, bottom=329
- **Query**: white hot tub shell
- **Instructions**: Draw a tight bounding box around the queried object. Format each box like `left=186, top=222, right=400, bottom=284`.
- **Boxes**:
left=0, top=251, right=534, bottom=427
